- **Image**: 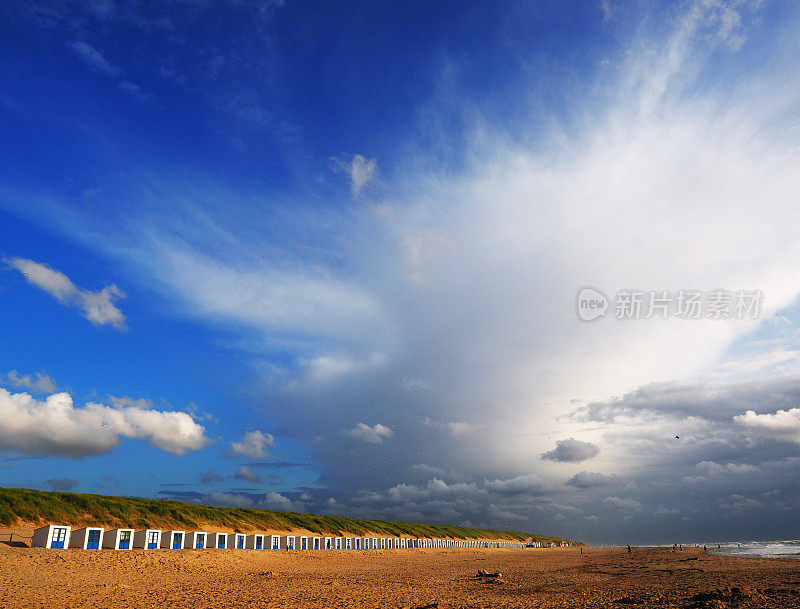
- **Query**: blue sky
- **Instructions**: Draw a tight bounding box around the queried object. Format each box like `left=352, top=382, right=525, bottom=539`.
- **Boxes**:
left=1, top=0, right=799, bottom=544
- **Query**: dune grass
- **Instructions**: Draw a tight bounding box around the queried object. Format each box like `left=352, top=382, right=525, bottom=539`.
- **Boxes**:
left=0, top=486, right=570, bottom=543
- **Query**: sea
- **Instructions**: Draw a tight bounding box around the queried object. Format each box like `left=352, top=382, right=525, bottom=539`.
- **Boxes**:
left=709, top=540, right=800, bottom=559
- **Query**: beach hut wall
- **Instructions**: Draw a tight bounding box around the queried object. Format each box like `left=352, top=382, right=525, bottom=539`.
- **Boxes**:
left=160, top=530, right=185, bottom=549
left=69, top=527, right=103, bottom=550
left=133, top=529, right=162, bottom=550
left=281, top=535, right=295, bottom=550
left=246, top=534, right=264, bottom=549
left=187, top=532, right=207, bottom=549
left=103, top=528, right=134, bottom=550
left=32, top=525, right=71, bottom=549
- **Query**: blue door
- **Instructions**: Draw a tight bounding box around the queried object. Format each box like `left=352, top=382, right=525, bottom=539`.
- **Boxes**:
left=147, top=532, right=159, bottom=549
left=51, top=527, right=67, bottom=549
left=314, top=538, right=320, bottom=550
left=236, top=536, right=244, bottom=549
left=301, top=538, right=307, bottom=550
left=272, top=538, right=279, bottom=549
left=217, top=537, right=225, bottom=548
left=87, top=529, right=101, bottom=550
left=195, top=535, right=204, bottom=549
left=173, top=533, right=183, bottom=549
left=255, top=537, right=262, bottom=549
left=119, top=531, right=131, bottom=549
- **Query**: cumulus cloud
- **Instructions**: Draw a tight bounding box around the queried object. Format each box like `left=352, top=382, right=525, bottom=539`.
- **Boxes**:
left=484, top=474, right=551, bottom=495
left=734, top=408, right=800, bottom=445
left=200, top=471, right=224, bottom=484
left=203, top=491, right=293, bottom=511
left=234, top=465, right=262, bottom=484
left=695, top=461, right=759, bottom=475
left=604, top=496, right=642, bottom=511
left=542, top=439, right=599, bottom=463
left=4, top=370, right=57, bottom=394
left=567, top=471, right=614, bottom=488
left=0, top=388, right=208, bottom=457
left=346, top=422, right=393, bottom=444
left=229, top=430, right=274, bottom=459
left=6, top=258, right=127, bottom=329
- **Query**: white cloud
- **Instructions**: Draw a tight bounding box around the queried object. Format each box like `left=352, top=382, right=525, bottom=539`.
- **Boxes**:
left=567, top=471, right=614, bottom=488
left=234, top=465, right=262, bottom=484
left=484, top=474, right=551, bottom=495
left=347, top=422, right=393, bottom=444
left=734, top=408, right=800, bottom=445
left=604, top=496, right=642, bottom=511
left=542, top=439, right=599, bottom=463
left=4, top=370, right=57, bottom=394
left=331, top=154, right=377, bottom=197
left=7, top=258, right=127, bottom=329
left=0, top=388, right=208, bottom=457
left=204, top=491, right=293, bottom=511
left=229, top=430, right=274, bottom=459
left=695, top=460, right=759, bottom=475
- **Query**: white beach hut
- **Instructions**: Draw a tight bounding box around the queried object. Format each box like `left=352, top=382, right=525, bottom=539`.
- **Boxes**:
left=372, top=537, right=378, bottom=550
left=208, top=532, right=227, bottom=549
left=187, top=532, right=207, bottom=549
left=380, top=538, right=386, bottom=549
left=324, top=536, right=333, bottom=549
left=299, top=535, right=309, bottom=550
left=269, top=534, right=280, bottom=549
left=334, top=537, right=342, bottom=550
left=345, top=537, right=352, bottom=550
left=103, top=528, right=134, bottom=550
left=133, top=529, right=162, bottom=550
left=281, top=535, right=295, bottom=550
left=229, top=533, right=245, bottom=549
left=354, top=537, right=361, bottom=550
left=160, top=530, right=185, bottom=549
left=246, top=534, right=265, bottom=549
left=32, top=525, right=71, bottom=549
left=69, top=527, right=104, bottom=550
left=313, top=536, right=321, bottom=550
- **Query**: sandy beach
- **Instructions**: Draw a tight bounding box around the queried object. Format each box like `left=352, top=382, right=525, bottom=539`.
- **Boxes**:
left=2, top=531, right=799, bottom=608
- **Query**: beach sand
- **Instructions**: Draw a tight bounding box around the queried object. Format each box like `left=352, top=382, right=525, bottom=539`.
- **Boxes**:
left=2, top=533, right=799, bottom=608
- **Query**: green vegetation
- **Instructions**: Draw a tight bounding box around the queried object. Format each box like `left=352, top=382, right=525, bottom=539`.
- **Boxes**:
left=0, top=487, right=570, bottom=543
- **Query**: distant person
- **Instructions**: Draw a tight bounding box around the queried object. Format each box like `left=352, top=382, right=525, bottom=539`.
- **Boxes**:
left=703, top=545, right=707, bottom=552
left=627, top=545, right=631, bottom=553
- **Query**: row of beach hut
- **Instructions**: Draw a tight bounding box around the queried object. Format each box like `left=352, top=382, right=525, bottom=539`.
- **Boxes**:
left=32, top=525, right=526, bottom=551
